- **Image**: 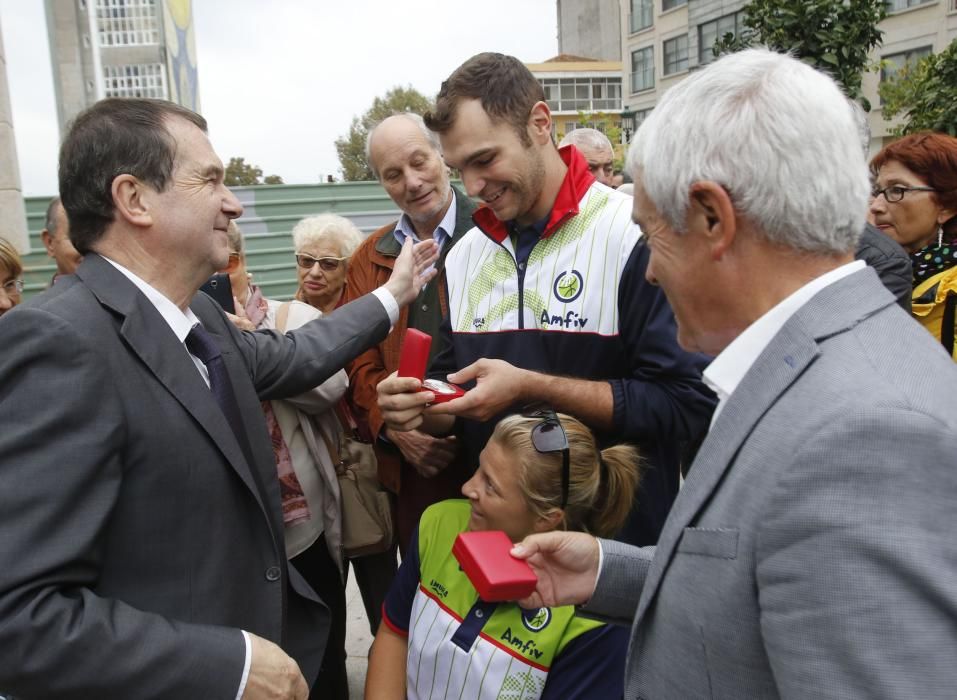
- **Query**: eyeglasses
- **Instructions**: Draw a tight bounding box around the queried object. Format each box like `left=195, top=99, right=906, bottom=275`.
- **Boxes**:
left=1, top=279, right=24, bottom=297
left=295, top=254, right=348, bottom=272
left=523, top=406, right=570, bottom=509
left=219, top=252, right=241, bottom=274
left=871, top=185, right=936, bottom=203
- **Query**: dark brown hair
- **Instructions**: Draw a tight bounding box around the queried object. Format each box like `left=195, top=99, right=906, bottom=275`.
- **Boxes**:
left=58, top=98, right=207, bottom=253
left=425, top=52, right=545, bottom=146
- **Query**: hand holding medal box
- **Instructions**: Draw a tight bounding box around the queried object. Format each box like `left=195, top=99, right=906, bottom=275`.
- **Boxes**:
left=397, top=328, right=466, bottom=404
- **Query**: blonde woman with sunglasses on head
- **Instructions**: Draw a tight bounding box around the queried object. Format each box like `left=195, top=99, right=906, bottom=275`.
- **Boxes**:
left=366, top=409, right=641, bottom=700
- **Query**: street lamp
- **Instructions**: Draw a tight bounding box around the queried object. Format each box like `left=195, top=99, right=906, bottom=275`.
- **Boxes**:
left=620, top=108, right=636, bottom=144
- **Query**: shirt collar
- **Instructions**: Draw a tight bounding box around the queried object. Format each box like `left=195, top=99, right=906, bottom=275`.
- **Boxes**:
left=471, top=144, right=596, bottom=244
left=101, top=256, right=200, bottom=342
left=703, top=260, right=865, bottom=419
left=393, top=188, right=456, bottom=248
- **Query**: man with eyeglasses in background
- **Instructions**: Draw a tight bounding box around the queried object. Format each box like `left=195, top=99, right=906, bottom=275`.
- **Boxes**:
left=338, top=113, right=478, bottom=631
left=559, top=127, right=616, bottom=187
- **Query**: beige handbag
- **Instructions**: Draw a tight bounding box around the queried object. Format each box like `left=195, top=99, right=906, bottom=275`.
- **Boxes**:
left=316, top=402, right=395, bottom=558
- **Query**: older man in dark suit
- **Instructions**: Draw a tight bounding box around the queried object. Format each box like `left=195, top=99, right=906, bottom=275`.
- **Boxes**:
left=0, top=98, right=435, bottom=699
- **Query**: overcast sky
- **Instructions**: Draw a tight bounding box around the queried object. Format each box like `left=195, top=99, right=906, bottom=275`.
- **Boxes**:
left=1, top=0, right=558, bottom=196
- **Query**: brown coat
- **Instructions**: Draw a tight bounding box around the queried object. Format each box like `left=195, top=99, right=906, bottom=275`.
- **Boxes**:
left=340, top=187, right=476, bottom=493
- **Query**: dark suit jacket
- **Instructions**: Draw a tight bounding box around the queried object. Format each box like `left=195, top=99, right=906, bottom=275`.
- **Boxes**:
left=0, top=254, right=391, bottom=698
left=855, top=223, right=912, bottom=311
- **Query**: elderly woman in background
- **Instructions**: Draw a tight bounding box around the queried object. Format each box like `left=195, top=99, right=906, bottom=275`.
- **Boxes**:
left=869, top=132, right=957, bottom=286
left=289, top=214, right=400, bottom=642
left=224, top=220, right=351, bottom=699
left=293, top=214, right=362, bottom=314
left=0, top=238, right=24, bottom=318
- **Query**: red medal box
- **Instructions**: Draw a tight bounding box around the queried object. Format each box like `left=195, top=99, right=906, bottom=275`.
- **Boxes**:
left=397, top=329, right=466, bottom=404
left=452, top=530, right=538, bottom=602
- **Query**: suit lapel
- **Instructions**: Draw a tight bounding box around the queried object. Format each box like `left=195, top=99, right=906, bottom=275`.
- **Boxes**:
left=76, top=255, right=271, bottom=518
left=633, top=268, right=895, bottom=627
left=633, top=322, right=819, bottom=627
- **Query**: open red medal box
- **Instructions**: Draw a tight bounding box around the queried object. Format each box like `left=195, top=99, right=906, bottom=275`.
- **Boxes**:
left=452, top=530, right=538, bottom=602
left=397, top=328, right=465, bottom=403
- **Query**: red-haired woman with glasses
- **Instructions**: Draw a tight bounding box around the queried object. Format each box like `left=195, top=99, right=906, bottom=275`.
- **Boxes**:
left=366, top=411, right=640, bottom=700
left=869, top=132, right=957, bottom=281
left=869, top=132, right=957, bottom=357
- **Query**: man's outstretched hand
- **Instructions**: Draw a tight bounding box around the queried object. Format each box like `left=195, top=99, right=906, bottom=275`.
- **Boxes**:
left=510, top=531, right=601, bottom=610
left=384, top=238, right=439, bottom=307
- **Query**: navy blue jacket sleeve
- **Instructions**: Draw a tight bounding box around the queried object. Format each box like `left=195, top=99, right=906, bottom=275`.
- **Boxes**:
left=541, top=623, right=628, bottom=700
left=609, top=240, right=716, bottom=442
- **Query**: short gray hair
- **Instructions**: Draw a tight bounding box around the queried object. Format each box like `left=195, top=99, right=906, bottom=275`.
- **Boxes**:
left=365, top=113, right=442, bottom=180
left=627, top=49, right=868, bottom=255
left=292, top=214, right=363, bottom=257
left=44, top=197, right=64, bottom=236
left=559, top=127, right=613, bottom=153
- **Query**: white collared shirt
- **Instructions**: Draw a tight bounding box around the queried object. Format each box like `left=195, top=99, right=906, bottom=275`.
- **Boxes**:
left=102, top=256, right=211, bottom=386
left=393, top=188, right=457, bottom=253
left=703, top=260, right=865, bottom=428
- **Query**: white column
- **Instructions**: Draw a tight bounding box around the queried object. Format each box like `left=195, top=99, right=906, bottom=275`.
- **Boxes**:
left=0, top=14, right=29, bottom=254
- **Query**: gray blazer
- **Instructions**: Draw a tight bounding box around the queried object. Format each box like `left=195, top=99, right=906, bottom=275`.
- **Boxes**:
left=586, top=268, right=957, bottom=699
left=0, top=254, right=391, bottom=698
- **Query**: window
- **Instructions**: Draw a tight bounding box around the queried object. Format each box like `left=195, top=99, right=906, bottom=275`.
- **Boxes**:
left=538, top=77, right=623, bottom=112
left=631, top=47, right=655, bottom=93
left=634, top=108, right=653, bottom=128
left=96, top=0, right=159, bottom=47
left=103, top=63, right=168, bottom=99
left=663, top=34, right=689, bottom=75
left=630, top=0, right=653, bottom=33
left=881, top=46, right=933, bottom=84
left=662, top=0, right=687, bottom=10
left=698, top=11, right=745, bottom=65
left=885, top=0, right=934, bottom=11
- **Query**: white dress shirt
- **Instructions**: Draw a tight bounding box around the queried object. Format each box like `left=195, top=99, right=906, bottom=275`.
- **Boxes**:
left=703, top=260, right=865, bottom=427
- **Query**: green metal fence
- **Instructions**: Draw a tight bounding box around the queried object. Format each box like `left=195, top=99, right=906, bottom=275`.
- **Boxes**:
left=20, top=181, right=402, bottom=302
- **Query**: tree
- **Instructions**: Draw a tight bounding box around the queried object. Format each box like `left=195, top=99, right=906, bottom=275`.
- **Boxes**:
left=879, top=40, right=957, bottom=137
left=713, top=0, right=886, bottom=110
left=334, top=86, right=434, bottom=181
left=224, top=157, right=283, bottom=186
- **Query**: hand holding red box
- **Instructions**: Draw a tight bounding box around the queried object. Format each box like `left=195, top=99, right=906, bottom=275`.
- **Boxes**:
left=397, top=329, right=465, bottom=404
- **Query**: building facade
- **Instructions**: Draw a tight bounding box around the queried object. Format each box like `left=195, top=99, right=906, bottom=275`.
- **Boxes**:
left=45, top=0, right=200, bottom=136
left=527, top=55, right=625, bottom=145
left=557, top=0, right=623, bottom=61
left=612, top=0, right=957, bottom=153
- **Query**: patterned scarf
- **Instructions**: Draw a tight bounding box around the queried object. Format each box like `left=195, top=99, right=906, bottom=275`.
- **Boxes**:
left=263, top=400, right=310, bottom=525
left=911, top=236, right=957, bottom=286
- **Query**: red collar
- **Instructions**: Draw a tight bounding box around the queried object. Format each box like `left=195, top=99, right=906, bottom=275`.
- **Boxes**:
left=471, top=145, right=596, bottom=243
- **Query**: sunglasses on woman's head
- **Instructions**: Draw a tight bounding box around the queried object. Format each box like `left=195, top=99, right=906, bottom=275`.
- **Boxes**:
left=522, top=406, right=570, bottom=509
